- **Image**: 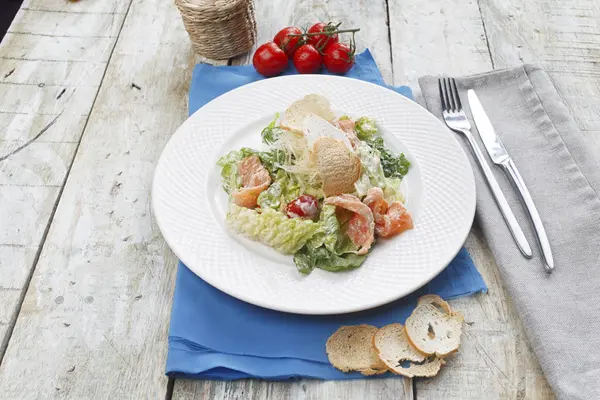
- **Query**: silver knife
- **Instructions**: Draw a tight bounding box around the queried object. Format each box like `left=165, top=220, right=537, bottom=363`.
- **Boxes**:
left=468, top=89, right=554, bottom=274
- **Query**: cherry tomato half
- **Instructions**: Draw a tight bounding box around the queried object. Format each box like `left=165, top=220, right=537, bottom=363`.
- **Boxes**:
left=307, top=22, right=339, bottom=49
left=252, top=42, right=288, bottom=77
left=274, top=26, right=303, bottom=57
left=286, top=195, right=319, bottom=219
left=293, top=44, right=322, bottom=74
left=323, top=42, right=355, bottom=74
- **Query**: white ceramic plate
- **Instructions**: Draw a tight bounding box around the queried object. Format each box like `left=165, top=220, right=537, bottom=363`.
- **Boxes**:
left=152, top=75, right=475, bottom=315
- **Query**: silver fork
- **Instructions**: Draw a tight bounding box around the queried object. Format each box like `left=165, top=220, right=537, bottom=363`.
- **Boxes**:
left=439, top=78, right=532, bottom=258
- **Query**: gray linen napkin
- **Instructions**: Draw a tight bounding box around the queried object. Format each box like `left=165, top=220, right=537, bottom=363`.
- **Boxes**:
left=420, top=65, right=600, bottom=400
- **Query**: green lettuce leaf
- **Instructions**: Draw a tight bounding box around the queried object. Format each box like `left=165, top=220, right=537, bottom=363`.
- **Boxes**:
left=366, top=137, right=410, bottom=179
left=306, top=205, right=339, bottom=251
left=216, top=148, right=257, bottom=194
left=294, top=246, right=366, bottom=274
left=354, top=141, right=405, bottom=203
left=256, top=149, right=287, bottom=175
left=258, top=169, right=325, bottom=211
left=294, top=205, right=365, bottom=274
left=261, top=113, right=285, bottom=145
left=355, top=116, right=378, bottom=140
left=227, top=205, right=320, bottom=254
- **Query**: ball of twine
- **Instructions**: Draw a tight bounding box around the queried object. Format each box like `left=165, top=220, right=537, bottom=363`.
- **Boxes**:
left=175, top=0, right=257, bottom=60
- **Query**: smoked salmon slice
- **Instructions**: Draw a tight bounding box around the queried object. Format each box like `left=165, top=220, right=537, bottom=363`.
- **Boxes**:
left=325, top=194, right=375, bottom=255
left=363, top=187, right=413, bottom=238
left=232, top=155, right=271, bottom=209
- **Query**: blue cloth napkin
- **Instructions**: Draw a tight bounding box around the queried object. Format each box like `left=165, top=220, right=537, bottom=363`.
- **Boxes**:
left=167, top=50, right=487, bottom=380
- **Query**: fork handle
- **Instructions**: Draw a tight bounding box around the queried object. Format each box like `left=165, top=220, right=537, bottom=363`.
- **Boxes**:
left=500, top=159, right=554, bottom=273
left=462, top=130, right=533, bottom=258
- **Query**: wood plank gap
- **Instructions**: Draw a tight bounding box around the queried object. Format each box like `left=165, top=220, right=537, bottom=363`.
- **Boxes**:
left=0, top=0, right=135, bottom=365
left=0, top=57, right=107, bottom=64
left=6, top=32, right=114, bottom=39
left=413, top=378, right=417, bottom=400
left=0, top=184, right=61, bottom=188
left=21, top=8, right=126, bottom=15
left=476, top=0, right=495, bottom=69
left=165, top=377, right=175, bottom=400
left=384, top=0, right=395, bottom=82
left=0, top=140, right=78, bottom=144
left=0, top=83, right=99, bottom=88
left=0, top=111, right=66, bottom=116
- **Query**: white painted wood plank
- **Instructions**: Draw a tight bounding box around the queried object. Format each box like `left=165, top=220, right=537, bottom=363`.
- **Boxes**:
left=0, top=84, right=97, bottom=115
left=0, top=0, right=194, bottom=397
left=8, top=9, right=125, bottom=38
left=0, top=113, right=88, bottom=143
left=0, top=59, right=105, bottom=86
left=175, top=378, right=413, bottom=400
left=0, top=33, right=114, bottom=62
left=0, top=0, right=128, bottom=390
left=389, top=0, right=553, bottom=399
left=479, top=0, right=600, bottom=160
left=0, top=142, right=77, bottom=186
left=388, top=0, right=491, bottom=91
left=22, top=0, right=130, bottom=14
left=0, top=186, right=59, bottom=246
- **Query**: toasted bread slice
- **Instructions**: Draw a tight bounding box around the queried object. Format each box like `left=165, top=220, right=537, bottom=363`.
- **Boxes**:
left=417, top=294, right=453, bottom=314
left=313, top=137, right=361, bottom=196
left=373, top=323, right=425, bottom=366
left=326, top=325, right=388, bottom=376
left=390, top=357, right=445, bottom=378
left=374, top=323, right=446, bottom=378
left=303, top=114, right=353, bottom=151
left=281, top=94, right=335, bottom=133
left=405, top=300, right=464, bottom=358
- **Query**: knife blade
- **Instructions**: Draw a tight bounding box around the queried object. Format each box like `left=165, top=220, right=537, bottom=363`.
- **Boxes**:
left=467, top=89, right=554, bottom=273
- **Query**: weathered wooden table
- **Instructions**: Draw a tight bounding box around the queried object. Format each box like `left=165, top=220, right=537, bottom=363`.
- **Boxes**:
left=0, top=0, right=597, bottom=398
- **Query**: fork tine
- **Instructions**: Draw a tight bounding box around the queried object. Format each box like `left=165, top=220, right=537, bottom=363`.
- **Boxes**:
left=449, top=78, right=462, bottom=111
left=443, top=78, right=455, bottom=111
left=438, top=79, right=448, bottom=111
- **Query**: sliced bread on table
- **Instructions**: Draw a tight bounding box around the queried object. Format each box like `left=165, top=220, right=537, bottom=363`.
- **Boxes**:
left=405, top=295, right=464, bottom=358
left=373, top=323, right=445, bottom=378
left=326, top=325, right=388, bottom=376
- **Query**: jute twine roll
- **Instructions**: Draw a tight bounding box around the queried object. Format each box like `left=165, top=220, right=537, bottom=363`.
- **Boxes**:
left=175, top=0, right=257, bottom=60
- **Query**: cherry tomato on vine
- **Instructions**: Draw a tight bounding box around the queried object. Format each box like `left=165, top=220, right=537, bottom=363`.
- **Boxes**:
left=274, top=26, right=303, bottom=57
left=293, top=44, right=322, bottom=74
left=307, top=22, right=339, bottom=49
left=252, top=42, right=288, bottom=77
left=323, top=42, right=355, bottom=74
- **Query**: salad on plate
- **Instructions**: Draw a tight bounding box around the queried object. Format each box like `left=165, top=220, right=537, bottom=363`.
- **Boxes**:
left=217, top=94, right=413, bottom=274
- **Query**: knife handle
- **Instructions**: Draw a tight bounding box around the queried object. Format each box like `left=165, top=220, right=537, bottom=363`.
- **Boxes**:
left=501, top=159, right=554, bottom=273
left=462, top=130, right=533, bottom=258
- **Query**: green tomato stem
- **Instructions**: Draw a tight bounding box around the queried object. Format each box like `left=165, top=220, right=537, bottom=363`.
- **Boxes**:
left=286, top=28, right=360, bottom=38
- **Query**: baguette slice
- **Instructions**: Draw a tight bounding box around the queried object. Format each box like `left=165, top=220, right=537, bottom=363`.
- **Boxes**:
left=326, top=325, right=388, bottom=376
left=417, top=294, right=453, bottom=314
left=405, top=301, right=464, bottom=358
left=391, top=357, right=445, bottom=378
left=373, top=323, right=445, bottom=378
left=373, top=323, right=425, bottom=364
left=281, top=94, right=335, bottom=133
